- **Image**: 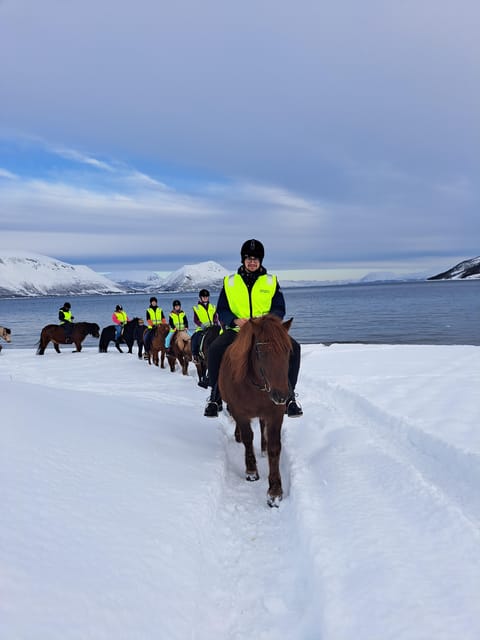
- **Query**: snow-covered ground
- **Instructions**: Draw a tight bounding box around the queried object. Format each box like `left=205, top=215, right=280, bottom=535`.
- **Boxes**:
left=1, top=342, right=479, bottom=639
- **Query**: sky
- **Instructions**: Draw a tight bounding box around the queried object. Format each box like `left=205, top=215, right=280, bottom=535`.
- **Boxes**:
left=1, top=340, right=479, bottom=639
left=0, top=0, right=479, bottom=280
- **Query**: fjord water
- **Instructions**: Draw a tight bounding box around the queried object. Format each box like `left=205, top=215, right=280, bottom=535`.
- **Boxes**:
left=1, top=280, right=479, bottom=350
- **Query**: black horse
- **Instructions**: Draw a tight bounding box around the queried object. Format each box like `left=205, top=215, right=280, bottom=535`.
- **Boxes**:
left=193, top=325, right=221, bottom=388
left=99, top=317, right=144, bottom=356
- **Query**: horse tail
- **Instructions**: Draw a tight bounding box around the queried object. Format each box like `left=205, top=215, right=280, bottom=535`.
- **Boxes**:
left=99, top=327, right=111, bottom=352
left=36, top=331, right=45, bottom=355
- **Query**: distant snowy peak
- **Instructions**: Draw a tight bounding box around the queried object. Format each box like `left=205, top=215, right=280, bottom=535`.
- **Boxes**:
left=428, top=256, right=480, bottom=280
left=0, top=251, right=124, bottom=297
left=161, top=261, right=229, bottom=292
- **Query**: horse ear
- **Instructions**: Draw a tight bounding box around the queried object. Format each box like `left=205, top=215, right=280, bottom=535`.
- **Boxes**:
left=283, top=317, right=293, bottom=332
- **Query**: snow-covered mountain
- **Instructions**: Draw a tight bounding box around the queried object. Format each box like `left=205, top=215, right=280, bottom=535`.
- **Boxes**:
left=105, top=270, right=166, bottom=293
left=428, top=256, right=480, bottom=280
left=0, top=251, right=124, bottom=297
left=158, top=261, right=229, bottom=292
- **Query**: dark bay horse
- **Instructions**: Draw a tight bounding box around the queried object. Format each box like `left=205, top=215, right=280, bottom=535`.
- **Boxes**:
left=167, top=330, right=192, bottom=375
left=146, top=324, right=169, bottom=367
left=193, top=325, right=221, bottom=388
left=37, top=322, right=100, bottom=354
left=99, top=318, right=144, bottom=355
left=218, top=315, right=293, bottom=507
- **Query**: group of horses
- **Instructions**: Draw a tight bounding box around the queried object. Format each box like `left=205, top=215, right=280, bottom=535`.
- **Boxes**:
left=34, top=315, right=295, bottom=508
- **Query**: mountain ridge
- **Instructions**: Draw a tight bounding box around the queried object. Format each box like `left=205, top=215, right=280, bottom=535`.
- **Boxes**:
left=1, top=250, right=479, bottom=298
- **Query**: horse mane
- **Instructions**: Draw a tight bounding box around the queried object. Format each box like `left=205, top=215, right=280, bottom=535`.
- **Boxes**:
left=227, top=315, right=292, bottom=385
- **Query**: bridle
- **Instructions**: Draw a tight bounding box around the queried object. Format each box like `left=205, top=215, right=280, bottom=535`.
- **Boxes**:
left=250, top=340, right=272, bottom=392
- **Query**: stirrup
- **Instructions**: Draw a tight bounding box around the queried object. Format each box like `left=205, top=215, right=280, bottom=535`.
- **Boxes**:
left=286, top=394, right=303, bottom=417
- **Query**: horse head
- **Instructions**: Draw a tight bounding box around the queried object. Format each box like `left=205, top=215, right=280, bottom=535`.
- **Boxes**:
left=90, top=323, right=100, bottom=338
left=247, top=315, right=292, bottom=405
left=1, top=326, right=12, bottom=342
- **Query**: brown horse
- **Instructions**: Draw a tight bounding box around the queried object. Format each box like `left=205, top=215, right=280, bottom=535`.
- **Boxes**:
left=37, top=322, right=100, bottom=354
left=145, top=324, right=169, bottom=367
left=167, top=330, right=192, bottom=375
left=193, top=325, right=221, bottom=388
left=218, top=314, right=293, bottom=508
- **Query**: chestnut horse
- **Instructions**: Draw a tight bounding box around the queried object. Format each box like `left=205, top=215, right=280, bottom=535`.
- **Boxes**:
left=193, top=325, right=221, bottom=388
left=146, top=324, right=169, bottom=367
left=218, top=314, right=293, bottom=508
left=167, top=330, right=192, bottom=375
left=37, top=322, right=100, bottom=354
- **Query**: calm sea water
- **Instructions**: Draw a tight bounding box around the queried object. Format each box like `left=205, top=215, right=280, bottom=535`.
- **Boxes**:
left=1, top=281, right=479, bottom=350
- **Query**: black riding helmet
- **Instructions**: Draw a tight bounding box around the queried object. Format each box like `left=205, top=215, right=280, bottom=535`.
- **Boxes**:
left=241, top=239, right=264, bottom=263
left=172, top=299, right=181, bottom=307
left=149, top=297, right=157, bottom=304
left=115, top=305, right=123, bottom=311
left=63, top=302, right=71, bottom=309
left=199, top=289, right=210, bottom=298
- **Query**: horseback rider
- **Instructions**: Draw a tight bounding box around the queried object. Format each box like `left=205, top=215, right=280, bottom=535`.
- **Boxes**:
left=165, top=300, right=189, bottom=351
left=58, top=301, right=74, bottom=342
left=191, top=289, right=220, bottom=363
left=144, top=296, right=166, bottom=355
left=112, top=304, right=129, bottom=342
left=204, top=239, right=303, bottom=418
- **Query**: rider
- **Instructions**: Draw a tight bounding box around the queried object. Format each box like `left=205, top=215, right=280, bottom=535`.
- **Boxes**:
left=112, top=304, right=129, bottom=342
left=165, top=300, right=189, bottom=350
left=144, top=296, right=166, bottom=355
left=204, top=239, right=303, bottom=418
left=58, top=301, right=74, bottom=342
left=191, top=289, right=219, bottom=363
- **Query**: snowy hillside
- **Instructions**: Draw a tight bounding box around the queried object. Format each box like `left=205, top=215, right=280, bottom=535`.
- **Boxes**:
left=0, top=251, right=124, bottom=297
left=428, top=256, right=480, bottom=280
left=161, top=260, right=229, bottom=292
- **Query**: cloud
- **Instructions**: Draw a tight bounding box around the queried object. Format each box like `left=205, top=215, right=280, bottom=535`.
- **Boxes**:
left=0, top=1, right=479, bottom=274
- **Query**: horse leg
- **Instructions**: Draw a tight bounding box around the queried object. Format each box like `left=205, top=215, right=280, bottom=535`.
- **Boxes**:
left=266, top=415, right=283, bottom=507
left=168, top=354, right=176, bottom=372
left=73, top=340, right=82, bottom=353
left=115, top=341, right=123, bottom=353
left=260, top=419, right=267, bottom=457
left=237, top=419, right=259, bottom=481
left=54, top=341, right=61, bottom=353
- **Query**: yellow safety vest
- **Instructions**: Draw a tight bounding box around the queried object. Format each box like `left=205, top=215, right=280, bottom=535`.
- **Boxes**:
left=169, top=311, right=187, bottom=331
left=193, top=303, right=216, bottom=331
left=114, top=311, right=128, bottom=325
left=223, top=273, right=277, bottom=320
left=60, top=310, right=72, bottom=323
left=147, top=307, right=164, bottom=328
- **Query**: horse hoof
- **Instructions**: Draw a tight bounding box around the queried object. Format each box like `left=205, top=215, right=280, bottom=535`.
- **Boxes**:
left=267, top=494, right=282, bottom=508
left=246, top=471, right=259, bottom=482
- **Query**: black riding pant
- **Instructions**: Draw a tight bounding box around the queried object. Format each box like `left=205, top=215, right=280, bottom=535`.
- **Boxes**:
left=191, top=330, right=203, bottom=357
left=207, top=329, right=301, bottom=399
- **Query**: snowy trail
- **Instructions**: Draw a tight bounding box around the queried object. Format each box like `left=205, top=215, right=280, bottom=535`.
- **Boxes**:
left=2, top=345, right=480, bottom=639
